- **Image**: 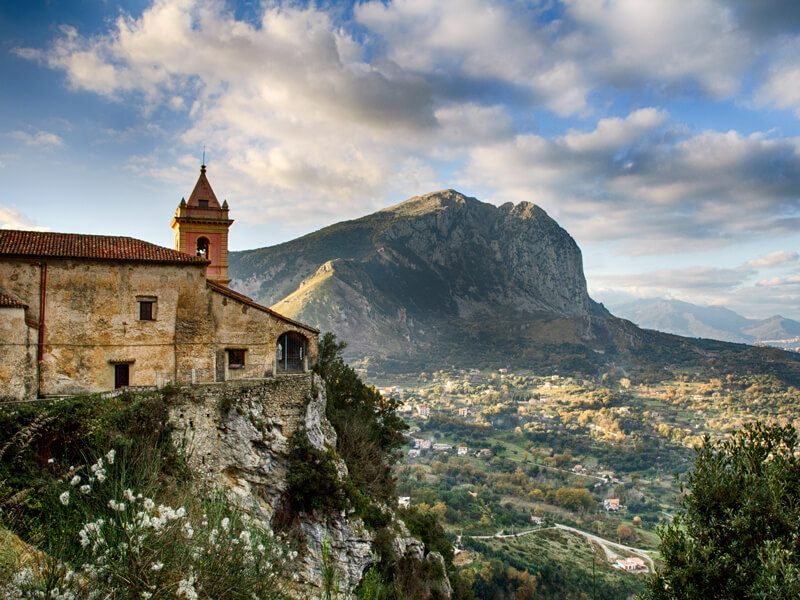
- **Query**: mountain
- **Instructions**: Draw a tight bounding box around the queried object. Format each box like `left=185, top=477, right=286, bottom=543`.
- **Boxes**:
left=609, top=298, right=800, bottom=351
left=230, top=190, right=800, bottom=382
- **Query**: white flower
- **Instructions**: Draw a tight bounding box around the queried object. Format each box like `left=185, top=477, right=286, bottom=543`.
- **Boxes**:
left=123, top=489, right=136, bottom=502
left=141, top=594, right=152, bottom=599
left=108, top=500, right=126, bottom=512
left=47, top=458, right=55, bottom=464
left=176, top=574, right=198, bottom=600
left=70, top=475, right=81, bottom=486
left=59, top=491, right=70, bottom=506
left=221, top=517, right=230, bottom=531
left=80, top=484, right=91, bottom=494
left=105, top=449, right=115, bottom=464
left=182, top=522, right=194, bottom=539
left=143, top=498, right=155, bottom=510
left=150, top=562, right=163, bottom=572
left=95, top=471, right=106, bottom=483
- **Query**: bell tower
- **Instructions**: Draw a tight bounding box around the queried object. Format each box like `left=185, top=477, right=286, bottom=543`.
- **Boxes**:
left=171, top=164, right=234, bottom=285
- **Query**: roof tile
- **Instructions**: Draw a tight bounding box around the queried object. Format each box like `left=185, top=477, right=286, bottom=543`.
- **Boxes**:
left=0, top=230, right=208, bottom=264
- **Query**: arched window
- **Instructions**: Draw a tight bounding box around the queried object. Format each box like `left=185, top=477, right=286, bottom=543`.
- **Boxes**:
left=276, top=331, right=308, bottom=372
left=196, top=237, right=210, bottom=257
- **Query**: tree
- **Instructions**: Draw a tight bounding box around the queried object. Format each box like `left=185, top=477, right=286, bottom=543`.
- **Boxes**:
left=643, top=423, right=800, bottom=600
left=616, top=523, right=634, bottom=543
left=554, top=487, right=594, bottom=513
left=313, top=333, right=407, bottom=503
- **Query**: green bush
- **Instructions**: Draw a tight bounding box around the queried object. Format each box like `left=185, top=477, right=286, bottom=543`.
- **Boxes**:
left=644, top=422, right=800, bottom=600
left=285, top=430, right=349, bottom=514
left=0, top=392, right=291, bottom=599
left=315, top=333, right=407, bottom=505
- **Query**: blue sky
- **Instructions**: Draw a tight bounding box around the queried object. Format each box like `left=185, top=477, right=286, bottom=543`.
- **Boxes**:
left=1, top=0, right=799, bottom=319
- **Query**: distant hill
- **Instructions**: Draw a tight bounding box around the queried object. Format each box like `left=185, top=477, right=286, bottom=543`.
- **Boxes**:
left=609, top=298, right=800, bottom=351
left=229, top=190, right=800, bottom=383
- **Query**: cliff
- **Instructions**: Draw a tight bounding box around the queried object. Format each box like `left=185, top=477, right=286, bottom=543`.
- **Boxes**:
left=231, top=190, right=612, bottom=370
left=230, top=190, right=800, bottom=384
left=169, top=375, right=450, bottom=598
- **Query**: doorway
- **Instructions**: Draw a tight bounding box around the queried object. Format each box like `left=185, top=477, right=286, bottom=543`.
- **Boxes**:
left=114, top=364, right=130, bottom=389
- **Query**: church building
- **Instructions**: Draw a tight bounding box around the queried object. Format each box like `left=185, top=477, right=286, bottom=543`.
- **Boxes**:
left=0, top=166, right=318, bottom=400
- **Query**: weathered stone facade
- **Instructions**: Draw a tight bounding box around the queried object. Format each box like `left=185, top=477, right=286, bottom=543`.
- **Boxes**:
left=0, top=167, right=318, bottom=400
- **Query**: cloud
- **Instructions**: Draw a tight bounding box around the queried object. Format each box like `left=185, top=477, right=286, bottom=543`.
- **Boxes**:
left=753, top=37, right=800, bottom=118
left=356, top=0, right=591, bottom=115
left=595, top=266, right=750, bottom=293
left=11, top=0, right=800, bottom=246
left=563, top=0, right=750, bottom=98
left=0, top=207, right=50, bottom=231
left=460, top=111, right=800, bottom=252
left=742, top=250, right=799, bottom=269
left=756, top=274, right=800, bottom=287
left=9, top=130, right=64, bottom=148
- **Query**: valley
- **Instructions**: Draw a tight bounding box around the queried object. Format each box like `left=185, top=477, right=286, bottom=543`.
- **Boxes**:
left=377, top=366, right=800, bottom=598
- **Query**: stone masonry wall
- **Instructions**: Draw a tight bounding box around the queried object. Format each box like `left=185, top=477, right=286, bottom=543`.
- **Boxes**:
left=0, top=306, right=37, bottom=400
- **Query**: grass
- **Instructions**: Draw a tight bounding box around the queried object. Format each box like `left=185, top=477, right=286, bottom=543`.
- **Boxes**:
left=478, top=528, right=646, bottom=600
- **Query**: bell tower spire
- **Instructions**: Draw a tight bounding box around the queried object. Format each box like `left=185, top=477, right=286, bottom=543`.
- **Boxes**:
left=171, top=163, right=233, bottom=285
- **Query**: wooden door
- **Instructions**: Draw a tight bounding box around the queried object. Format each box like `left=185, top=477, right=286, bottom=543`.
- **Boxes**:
left=114, top=364, right=129, bottom=389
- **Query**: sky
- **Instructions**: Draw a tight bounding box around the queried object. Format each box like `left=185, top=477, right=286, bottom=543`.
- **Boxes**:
left=0, top=0, right=799, bottom=320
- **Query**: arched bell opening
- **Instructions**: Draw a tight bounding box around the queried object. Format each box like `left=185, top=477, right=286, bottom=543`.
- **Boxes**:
left=196, top=236, right=210, bottom=257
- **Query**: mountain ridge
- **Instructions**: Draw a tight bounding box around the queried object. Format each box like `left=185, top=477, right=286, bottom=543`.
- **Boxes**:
left=230, top=190, right=800, bottom=382
left=608, top=297, right=800, bottom=351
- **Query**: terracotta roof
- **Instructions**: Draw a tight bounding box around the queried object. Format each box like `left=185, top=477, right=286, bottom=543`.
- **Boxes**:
left=0, top=230, right=209, bottom=264
left=0, top=290, right=26, bottom=309
left=187, top=165, right=221, bottom=208
left=207, top=280, right=320, bottom=334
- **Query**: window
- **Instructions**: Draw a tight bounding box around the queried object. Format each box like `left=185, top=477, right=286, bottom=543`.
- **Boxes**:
left=137, top=297, right=157, bottom=321
left=196, top=237, right=210, bottom=257
left=198, top=199, right=209, bottom=208
left=228, top=349, right=245, bottom=369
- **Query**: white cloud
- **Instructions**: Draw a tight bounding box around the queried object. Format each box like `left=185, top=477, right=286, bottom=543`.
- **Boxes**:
left=753, top=37, right=800, bottom=117
left=756, top=274, right=800, bottom=287
left=742, top=250, right=799, bottom=269
left=9, top=130, right=64, bottom=148
left=11, top=0, right=800, bottom=248
left=564, top=0, right=750, bottom=98
left=459, top=112, right=800, bottom=252
left=0, top=207, right=50, bottom=231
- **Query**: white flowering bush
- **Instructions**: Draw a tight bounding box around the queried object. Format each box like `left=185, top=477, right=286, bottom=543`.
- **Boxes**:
left=1, top=449, right=292, bottom=599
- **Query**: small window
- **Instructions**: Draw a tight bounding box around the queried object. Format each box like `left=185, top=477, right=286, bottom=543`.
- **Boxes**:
left=198, top=199, right=209, bottom=208
left=228, top=349, right=245, bottom=369
left=138, top=298, right=156, bottom=321
left=197, top=237, right=210, bottom=257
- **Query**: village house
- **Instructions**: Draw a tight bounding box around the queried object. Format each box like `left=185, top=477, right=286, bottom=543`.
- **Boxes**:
left=614, top=557, right=647, bottom=572
left=457, top=445, right=469, bottom=456
left=0, top=165, right=318, bottom=400
left=603, top=498, right=621, bottom=511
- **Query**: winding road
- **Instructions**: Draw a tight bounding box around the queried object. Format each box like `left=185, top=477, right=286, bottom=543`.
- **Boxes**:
left=466, top=522, right=655, bottom=572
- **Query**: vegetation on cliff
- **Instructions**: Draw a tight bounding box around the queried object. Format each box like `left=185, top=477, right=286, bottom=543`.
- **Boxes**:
left=0, top=391, right=290, bottom=598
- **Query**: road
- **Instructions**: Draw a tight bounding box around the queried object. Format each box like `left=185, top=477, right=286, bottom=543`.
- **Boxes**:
left=466, top=522, right=655, bottom=572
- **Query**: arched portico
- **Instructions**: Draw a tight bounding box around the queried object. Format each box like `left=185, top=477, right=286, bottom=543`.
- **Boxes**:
left=275, top=331, right=309, bottom=373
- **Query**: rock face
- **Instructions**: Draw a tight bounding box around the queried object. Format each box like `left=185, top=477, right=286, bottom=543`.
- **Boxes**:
left=168, top=376, right=450, bottom=598
left=230, top=190, right=610, bottom=369
left=229, top=189, right=800, bottom=381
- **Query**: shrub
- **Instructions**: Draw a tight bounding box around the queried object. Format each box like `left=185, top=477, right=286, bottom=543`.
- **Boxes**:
left=644, top=422, right=800, bottom=599
left=1, top=447, right=291, bottom=599
left=314, top=333, right=407, bottom=505
left=285, top=430, right=348, bottom=514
